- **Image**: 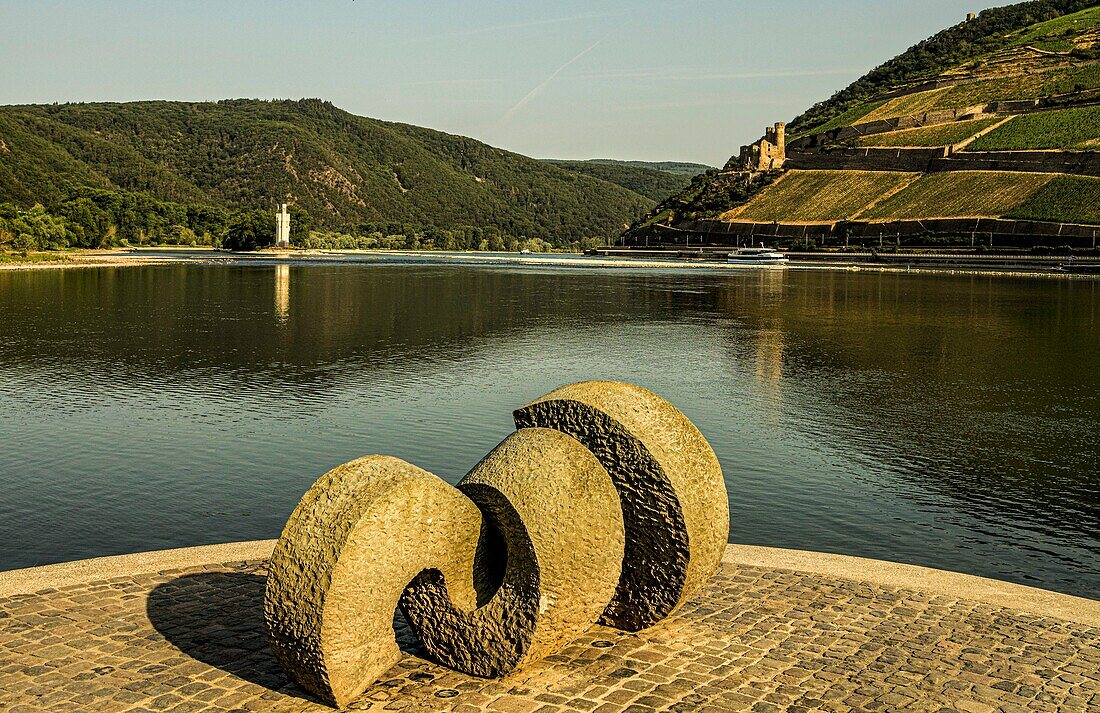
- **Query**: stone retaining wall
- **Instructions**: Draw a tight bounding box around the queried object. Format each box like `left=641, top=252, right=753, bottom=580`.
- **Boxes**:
left=932, top=150, right=1100, bottom=176
left=786, top=147, right=947, bottom=172
left=784, top=147, right=1100, bottom=176
left=672, top=218, right=1100, bottom=248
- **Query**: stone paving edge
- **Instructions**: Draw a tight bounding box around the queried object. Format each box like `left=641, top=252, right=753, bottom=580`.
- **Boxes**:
left=0, top=540, right=278, bottom=597
left=722, top=544, right=1099, bottom=626
left=1, top=540, right=1096, bottom=625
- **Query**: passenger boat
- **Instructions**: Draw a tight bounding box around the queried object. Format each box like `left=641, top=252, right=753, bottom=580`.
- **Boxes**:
left=1054, top=260, right=1100, bottom=274
left=726, top=247, right=789, bottom=265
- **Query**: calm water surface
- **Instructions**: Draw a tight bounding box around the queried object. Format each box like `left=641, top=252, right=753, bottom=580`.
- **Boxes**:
left=0, top=262, right=1097, bottom=598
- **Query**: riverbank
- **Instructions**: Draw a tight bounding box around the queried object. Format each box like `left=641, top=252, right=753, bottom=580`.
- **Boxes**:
left=2, top=247, right=1098, bottom=279
left=0, top=249, right=167, bottom=271
left=1, top=542, right=1096, bottom=712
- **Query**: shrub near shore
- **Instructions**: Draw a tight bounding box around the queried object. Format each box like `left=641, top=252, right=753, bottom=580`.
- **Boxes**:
left=0, top=250, right=73, bottom=265
left=0, top=192, right=228, bottom=251
left=0, top=197, right=602, bottom=254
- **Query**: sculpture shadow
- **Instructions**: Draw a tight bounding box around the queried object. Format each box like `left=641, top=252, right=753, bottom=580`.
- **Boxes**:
left=146, top=571, right=430, bottom=698
left=146, top=571, right=289, bottom=692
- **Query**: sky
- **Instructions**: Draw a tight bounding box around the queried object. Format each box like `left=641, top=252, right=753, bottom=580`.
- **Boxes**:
left=1, top=0, right=1007, bottom=165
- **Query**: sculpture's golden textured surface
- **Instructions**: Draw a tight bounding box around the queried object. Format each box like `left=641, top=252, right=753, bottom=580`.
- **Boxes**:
left=263, top=457, right=482, bottom=707
left=264, top=381, right=728, bottom=707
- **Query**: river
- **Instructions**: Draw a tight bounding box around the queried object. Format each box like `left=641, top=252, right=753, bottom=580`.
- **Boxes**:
left=0, top=261, right=1096, bottom=597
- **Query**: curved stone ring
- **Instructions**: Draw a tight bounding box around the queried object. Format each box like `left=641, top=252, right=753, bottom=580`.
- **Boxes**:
left=264, top=381, right=729, bottom=708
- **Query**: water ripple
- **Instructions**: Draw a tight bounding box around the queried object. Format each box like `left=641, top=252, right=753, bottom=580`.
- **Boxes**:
left=0, top=264, right=1096, bottom=597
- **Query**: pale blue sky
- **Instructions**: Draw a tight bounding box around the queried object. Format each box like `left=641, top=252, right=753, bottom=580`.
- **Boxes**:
left=1, top=1, right=1003, bottom=164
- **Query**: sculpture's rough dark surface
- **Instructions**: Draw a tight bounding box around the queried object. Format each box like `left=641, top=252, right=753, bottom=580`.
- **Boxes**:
left=264, top=382, right=728, bottom=708
left=514, top=381, right=729, bottom=630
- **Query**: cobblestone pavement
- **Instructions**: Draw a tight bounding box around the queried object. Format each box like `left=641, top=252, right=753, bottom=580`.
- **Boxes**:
left=1, top=559, right=1097, bottom=712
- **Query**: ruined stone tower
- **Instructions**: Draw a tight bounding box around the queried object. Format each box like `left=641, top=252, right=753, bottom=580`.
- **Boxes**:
left=737, top=122, right=786, bottom=171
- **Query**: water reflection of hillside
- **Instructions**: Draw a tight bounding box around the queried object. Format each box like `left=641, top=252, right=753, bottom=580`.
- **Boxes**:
left=0, top=265, right=700, bottom=385
left=1, top=265, right=1096, bottom=592
left=713, top=272, right=1100, bottom=546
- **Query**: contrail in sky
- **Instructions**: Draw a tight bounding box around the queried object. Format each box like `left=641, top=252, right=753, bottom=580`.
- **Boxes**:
left=569, top=67, right=867, bottom=81
left=378, top=12, right=620, bottom=48
left=496, top=41, right=602, bottom=126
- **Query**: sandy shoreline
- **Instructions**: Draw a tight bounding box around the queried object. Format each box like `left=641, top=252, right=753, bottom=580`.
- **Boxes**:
left=0, top=249, right=187, bottom=271
left=1, top=247, right=1096, bottom=279
left=0, top=257, right=165, bottom=271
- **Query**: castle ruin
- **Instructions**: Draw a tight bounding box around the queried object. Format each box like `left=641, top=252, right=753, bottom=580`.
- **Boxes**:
left=737, top=122, right=786, bottom=171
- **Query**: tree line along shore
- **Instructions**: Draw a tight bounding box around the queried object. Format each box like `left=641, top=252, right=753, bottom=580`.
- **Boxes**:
left=0, top=190, right=592, bottom=257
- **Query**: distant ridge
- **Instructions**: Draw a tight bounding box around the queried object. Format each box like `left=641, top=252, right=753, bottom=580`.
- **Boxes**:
left=580, top=159, right=713, bottom=176
left=539, top=159, right=707, bottom=202
left=0, top=98, right=659, bottom=244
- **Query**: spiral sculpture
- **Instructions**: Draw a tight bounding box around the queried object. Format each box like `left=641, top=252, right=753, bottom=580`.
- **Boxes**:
left=264, top=381, right=729, bottom=708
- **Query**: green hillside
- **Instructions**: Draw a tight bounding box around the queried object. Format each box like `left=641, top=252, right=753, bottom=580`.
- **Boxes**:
left=623, top=0, right=1100, bottom=245
left=966, top=105, right=1100, bottom=149
left=791, top=0, right=1100, bottom=135
left=581, top=159, right=713, bottom=176
left=540, top=159, right=696, bottom=201
left=0, top=99, right=655, bottom=246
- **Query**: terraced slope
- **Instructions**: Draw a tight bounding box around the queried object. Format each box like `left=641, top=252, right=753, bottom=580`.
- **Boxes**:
left=1005, top=174, right=1100, bottom=221
left=854, top=118, right=1002, bottom=147
left=966, top=105, right=1100, bottom=149
left=849, top=64, right=1100, bottom=126
left=623, top=1, right=1100, bottom=246
left=1004, top=4, right=1100, bottom=50
left=860, top=172, right=1055, bottom=219
left=792, top=1, right=1100, bottom=136
left=855, top=90, right=954, bottom=125
left=723, top=171, right=917, bottom=223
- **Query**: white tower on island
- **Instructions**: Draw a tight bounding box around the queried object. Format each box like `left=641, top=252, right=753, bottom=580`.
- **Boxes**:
left=275, top=203, right=291, bottom=248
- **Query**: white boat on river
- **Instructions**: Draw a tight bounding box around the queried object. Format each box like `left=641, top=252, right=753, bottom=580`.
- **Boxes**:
left=726, top=247, right=789, bottom=266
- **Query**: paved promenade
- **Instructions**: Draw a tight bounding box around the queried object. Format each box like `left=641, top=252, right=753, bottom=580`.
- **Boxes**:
left=1, top=545, right=1097, bottom=712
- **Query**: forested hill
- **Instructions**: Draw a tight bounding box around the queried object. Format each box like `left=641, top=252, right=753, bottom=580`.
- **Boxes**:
left=539, top=159, right=701, bottom=201
left=586, top=159, right=713, bottom=176
left=623, top=0, right=1100, bottom=244
left=0, top=99, right=655, bottom=244
left=792, top=0, right=1099, bottom=135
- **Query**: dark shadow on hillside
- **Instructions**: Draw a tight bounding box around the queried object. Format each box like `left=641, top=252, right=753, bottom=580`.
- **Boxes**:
left=146, top=571, right=431, bottom=702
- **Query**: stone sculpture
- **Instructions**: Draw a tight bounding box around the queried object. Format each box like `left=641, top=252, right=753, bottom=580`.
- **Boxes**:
left=264, top=381, right=729, bottom=708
